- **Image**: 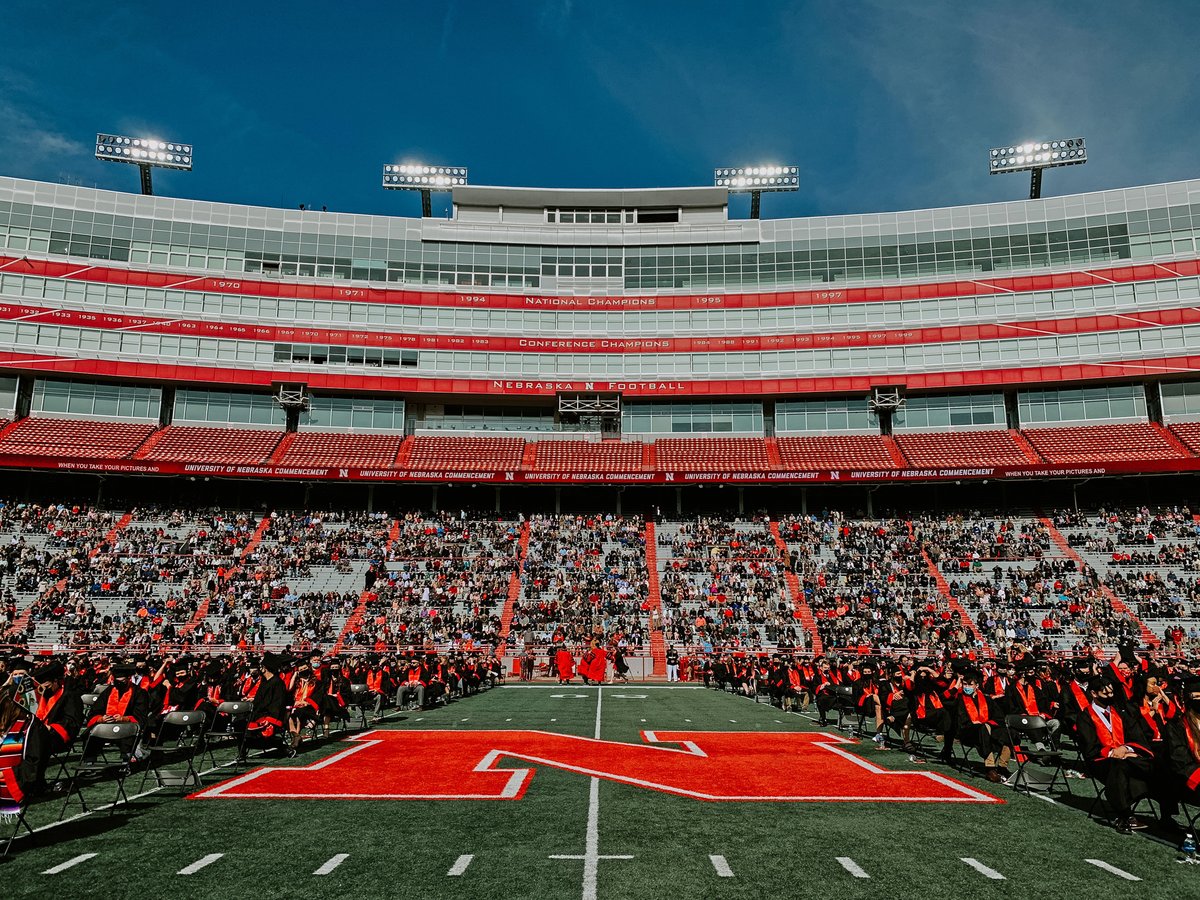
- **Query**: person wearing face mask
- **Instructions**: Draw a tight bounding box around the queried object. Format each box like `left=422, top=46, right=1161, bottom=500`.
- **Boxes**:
left=16, top=660, right=82, bottom=797
left=1076, top=676, right=1154, bottom=834
left=952, top=669, right=1012, bottom=783
left=1165, top=676, right=1200, bottom=809
left=83, top=663, right=150, bottom=764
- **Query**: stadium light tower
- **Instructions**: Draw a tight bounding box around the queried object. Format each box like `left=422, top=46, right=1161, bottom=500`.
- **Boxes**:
left=382, top=164, right=468, bottom=217
left=94, top=133, right=193, bottom=196
left=988, top=138, right=1086, bottom=200
left=714, top=165, right=799, bottom=219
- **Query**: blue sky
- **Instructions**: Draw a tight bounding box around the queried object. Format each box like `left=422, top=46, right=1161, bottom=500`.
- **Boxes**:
left=2, top=1, right=1197, bottom=219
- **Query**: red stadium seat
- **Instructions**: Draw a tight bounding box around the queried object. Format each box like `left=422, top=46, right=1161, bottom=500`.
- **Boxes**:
left=654, top=438, right=772, bottom=472
left=0, top=418, right=156, bottom=459
left=140, top=427, right=284, bottom=465
left=1169, top=421, right=1200, bottom=455
left=1021, top=423, right=1186, bottom=464
left=531, top=440, right=645, bottom=472
left=894, top=430, right=1032, bottom=468
left=775, top=435, right=895, bottom=471
left=406, top=436, right=525, bottom=471
left=276, top=432, right=404, bottom=469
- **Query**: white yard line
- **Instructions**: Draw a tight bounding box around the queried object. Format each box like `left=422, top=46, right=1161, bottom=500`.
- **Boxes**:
left=836, top=857, right=870, bottom=879
left=961, top=857, right=1005, bottom=880
left=709, top=854, right=734, bottom=877
left=313, top=853, right=349, bottom=875
left=1084, top=859, right=1141, bottom=881
left=178, top=853, right=224, bottom=875
left=41, top=853, right=97, bottom=874
left=447, top=854, right=474, bottom=876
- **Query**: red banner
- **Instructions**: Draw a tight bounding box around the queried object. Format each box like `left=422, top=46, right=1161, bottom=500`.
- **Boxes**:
left=5, top=452, right=1199, bottom=484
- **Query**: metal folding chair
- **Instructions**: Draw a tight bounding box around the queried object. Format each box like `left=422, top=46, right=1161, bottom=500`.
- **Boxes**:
left=1004, top=714, right=1071, bottom=795
left=201, top=701, right=252, bottom=770
left=138, top=709, right=208, bottom=793
left=59, top=721, right=142, bottom=819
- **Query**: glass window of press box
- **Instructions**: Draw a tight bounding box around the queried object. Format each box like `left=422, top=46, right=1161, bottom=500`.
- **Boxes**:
left=31, top=378, right=160, bottom=421
left=1159, top=381, right=1200, bottom=421
left=621, top=402, right=763, bottom=436
left=173, top=389, right=285, bottom=428
left=892, top=394, right=1007, bottom=432
left=300, top=397, right=406, bottom=433
left=1017, top=385, right=1146, bottom=425
left=775, top=400, right=879, bottom=435
left=0, top=377, right=16, bottom=418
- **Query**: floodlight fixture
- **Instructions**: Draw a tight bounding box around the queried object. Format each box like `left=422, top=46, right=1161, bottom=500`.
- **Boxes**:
left=714, top=165, right=799, bottom=218
left=95, top=133, right=193, bottom=195
left=988, top=138, right=1086, bottom=199
left=383, top=164, right=468, bottom=217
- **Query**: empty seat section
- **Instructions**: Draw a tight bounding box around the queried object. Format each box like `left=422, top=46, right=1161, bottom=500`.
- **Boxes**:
left=1022, top=423, right=1186, bottom=464
left=141, top=426, right=282, bottom=464
left=895, top=430, right=1031, bottom=467
left=532, top=440, right=644, bottom=472
left=277, top=432, right=404, bottom=468
left=406, top=436, right=525, bottom=471
left=0, top=418, right=155, bottom=459
left=776, top=435, right=895, bottom=470
left=1169, top=421, right=1200, bottom=455
left=654, top=438, right=771, bottom=472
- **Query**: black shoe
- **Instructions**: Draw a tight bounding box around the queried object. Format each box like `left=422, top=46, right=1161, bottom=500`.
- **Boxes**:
left=1127, top=816, right=1148, bottom=831
left=1113, top=817, right=1133, bottom=835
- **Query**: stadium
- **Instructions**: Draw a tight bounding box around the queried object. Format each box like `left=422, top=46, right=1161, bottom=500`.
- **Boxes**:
left=3, top=6, right=1200, bottom=896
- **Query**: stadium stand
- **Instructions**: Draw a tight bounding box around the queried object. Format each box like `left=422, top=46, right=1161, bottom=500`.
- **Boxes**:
left=1022, top=423, right=1188, bottom=464
left=276, top=432, right=405, bottom=468
left=653, top=438, right=772, bottom=472
left=894, top=430, right=1034, bottom=468
left=531, top=440, right=646, bottom=472
left=405, top=437, right=526, bottom=471
left=137, top=426, right=284, bottom=464
left=1169, top=420, right=1200, bottom=455
left=775, top=435, right=896, bottom=470
left=0, top=418, right=156, bottom=459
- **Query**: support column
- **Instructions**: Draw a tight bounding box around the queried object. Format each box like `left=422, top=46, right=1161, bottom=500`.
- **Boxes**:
left=554, top=486, right=561, bottom=515
left=431, top=484, right=439, bottom=513
left=866, top=487, right=874, bottom=518
left=616, top=490, right=622, bottom=516
left=494, top=486, right=501, bottom=513
left=367, top=485, right=375, bottom=514
left=800, top=486, right=808, bottom=516
left=737, top=486, right=744, bottom=515
left=675, top=486, right=682, bottom=515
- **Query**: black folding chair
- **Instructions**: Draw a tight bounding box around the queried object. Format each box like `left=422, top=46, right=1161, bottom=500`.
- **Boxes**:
left=59, top=721, right=142, bottom=819
left=831, top=685, right=864, bottom=735
left=201, top=701, right=252, bottom=770
left=347, top=684, right=371, bottom=730
left=1, top=794, right=33, bottom=856
left=1004, top=714, right=1071, bottom=796
left=138, top=710, right=208, bottom=793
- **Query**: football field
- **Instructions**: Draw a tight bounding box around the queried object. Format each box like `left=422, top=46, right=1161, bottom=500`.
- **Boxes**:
left=2, top=684, right=1193, bottom=900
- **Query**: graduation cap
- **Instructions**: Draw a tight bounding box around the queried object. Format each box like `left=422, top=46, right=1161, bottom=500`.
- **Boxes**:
left=33, top=660, right=65, bottom=683
left=111, top=664, right=138, bottom=678
left=7, top=657, right=33, bottom=672
left=262, top=652, right=290, bottom=674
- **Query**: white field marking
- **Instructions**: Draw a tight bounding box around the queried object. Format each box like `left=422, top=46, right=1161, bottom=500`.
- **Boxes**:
left=506, top=718, right=512, bottom=722
left=415, top=717, right=424, bottom=721
left=461, top=718, right=470, bottom=721
left=447, top=854, right=474, bottom=876
left=684, top=718, right=692, bottom=722
left=550, top=694, right=589, bottom=699
left=709, top=855, right=734, bottom=877
left=178, top=853, right=224, bottom=875
left=313, top=854, right=349, bottom=875
left=836, top=857, right=870, bottom=879
left=1084, top=859, right=1141, bottom=881
left=640, top=719, right=647, bottom=723
left=21, top=750, right=270, bottom=842
left=550, top=718, right=557, bottom=722
left=42, top=853, right=98, bottom=874
left=775, top=720, right=782, bottom=724
left=961, top=858, right=1005, bottom=880
left=609, top=694, right=647, bottom=699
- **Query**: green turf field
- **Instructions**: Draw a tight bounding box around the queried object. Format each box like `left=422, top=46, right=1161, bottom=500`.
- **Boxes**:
left=2, top=684, right=1195, bottom=899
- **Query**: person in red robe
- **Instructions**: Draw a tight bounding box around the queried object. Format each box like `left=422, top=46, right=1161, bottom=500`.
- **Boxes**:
left=555, top=648, right=576, bottom=684
left=578, top=641, right=608, bottom=685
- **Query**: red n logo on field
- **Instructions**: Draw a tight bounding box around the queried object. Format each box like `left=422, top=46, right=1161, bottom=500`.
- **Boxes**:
left=193, top=731, right=999, bottom=803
